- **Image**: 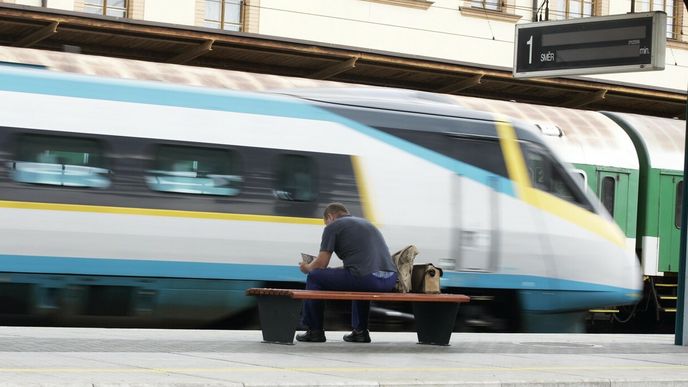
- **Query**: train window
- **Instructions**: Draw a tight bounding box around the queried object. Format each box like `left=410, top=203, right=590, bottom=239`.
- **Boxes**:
left=375, top=128, right=508, bottom=177
left=571, top=169, right=587, bottom=192
left=273, top=154, right=317, bottom=202
left=676, top=181, right=683, bottom=229
left=522, top=143, right=592, bottom=210
left=146, top=145, right=242, bottom=196
left=601, top=176, right=616, bottom=216
left=446, top=136, right=508, bottom=177
left=10, top=134, right=111, bottom=188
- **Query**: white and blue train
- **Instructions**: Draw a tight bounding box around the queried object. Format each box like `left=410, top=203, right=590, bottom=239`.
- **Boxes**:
left=0, top=55, right=642, bottom=331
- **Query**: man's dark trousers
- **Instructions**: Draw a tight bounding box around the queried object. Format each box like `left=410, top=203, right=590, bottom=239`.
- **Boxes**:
left=302, top=268, right=397, bottom=330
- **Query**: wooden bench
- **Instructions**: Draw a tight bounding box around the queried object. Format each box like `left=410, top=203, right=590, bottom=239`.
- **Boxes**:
left=246, top=288, right=470, bottom=346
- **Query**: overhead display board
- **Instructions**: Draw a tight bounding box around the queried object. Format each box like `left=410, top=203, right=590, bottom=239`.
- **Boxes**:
left=513, top=12, right=666, bottom=78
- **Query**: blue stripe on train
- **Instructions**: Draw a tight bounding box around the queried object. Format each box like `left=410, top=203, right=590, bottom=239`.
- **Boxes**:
left=0, top=65, right=515, bottom=196
left=0, top=254, right=640, bottom=310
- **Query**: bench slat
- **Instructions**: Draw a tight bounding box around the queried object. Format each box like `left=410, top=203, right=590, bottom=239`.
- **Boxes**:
left=246, top=288, right=470, bottom=303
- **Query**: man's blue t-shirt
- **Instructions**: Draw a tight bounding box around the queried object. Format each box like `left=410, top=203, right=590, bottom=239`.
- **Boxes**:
left=320, top=215, right=396, bottom=277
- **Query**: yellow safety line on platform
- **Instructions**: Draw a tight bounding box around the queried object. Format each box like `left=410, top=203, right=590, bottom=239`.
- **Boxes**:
left=2, top=364, right=687, bottom=373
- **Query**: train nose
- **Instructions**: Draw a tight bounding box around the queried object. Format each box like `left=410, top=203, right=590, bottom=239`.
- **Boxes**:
left=622, top=250, right=643, bottom=304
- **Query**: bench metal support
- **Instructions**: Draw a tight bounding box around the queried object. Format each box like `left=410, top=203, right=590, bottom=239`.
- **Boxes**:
left=412, top=302, right=460, bottom=346
left=247, top=289, right=468, bottom=346
left=255, top=295, right=302, bottom=344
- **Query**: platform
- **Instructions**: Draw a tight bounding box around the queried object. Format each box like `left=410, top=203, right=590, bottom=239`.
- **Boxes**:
left=1, top=327, right=688, bottom=386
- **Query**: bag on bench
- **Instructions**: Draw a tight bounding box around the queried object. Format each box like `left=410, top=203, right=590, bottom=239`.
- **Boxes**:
left=392, top=245, right=419, bottom=293
left=411, top=263, right=443, bottom=294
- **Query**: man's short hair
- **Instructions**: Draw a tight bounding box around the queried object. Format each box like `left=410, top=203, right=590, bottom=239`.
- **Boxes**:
left=323, top=202, right=349, bottom=220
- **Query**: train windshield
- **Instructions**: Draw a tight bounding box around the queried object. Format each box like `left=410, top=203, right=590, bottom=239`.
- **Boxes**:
left=522, top=142, right=594, bottom=212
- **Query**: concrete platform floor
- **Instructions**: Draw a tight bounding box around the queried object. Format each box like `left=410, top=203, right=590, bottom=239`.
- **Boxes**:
left=1, top=326, right=688, bottom=386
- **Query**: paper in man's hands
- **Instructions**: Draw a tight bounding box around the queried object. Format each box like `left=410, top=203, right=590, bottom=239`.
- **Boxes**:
left=301, top=253, right=315, bottom=264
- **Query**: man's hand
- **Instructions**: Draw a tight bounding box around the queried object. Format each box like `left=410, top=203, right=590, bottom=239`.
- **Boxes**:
left=299, top=261, right=311, bottom=274
left=298, top=251, right=333, bottom=274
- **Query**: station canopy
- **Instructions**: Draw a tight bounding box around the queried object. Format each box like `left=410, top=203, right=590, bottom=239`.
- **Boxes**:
left=0, top=3, right=684, bottom=119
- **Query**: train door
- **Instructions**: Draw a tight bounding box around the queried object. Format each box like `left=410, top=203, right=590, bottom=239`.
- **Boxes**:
left=453, top=175, right=499, bottom=272
left=597, top=170, right=631, bottom=235
left=658, top=174, right=682, bottom=272
left=442, top=134, right=505, bottom=272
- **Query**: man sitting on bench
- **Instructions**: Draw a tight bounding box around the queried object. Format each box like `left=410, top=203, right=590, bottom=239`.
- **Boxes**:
left=297, top=202, right=398, bottom=343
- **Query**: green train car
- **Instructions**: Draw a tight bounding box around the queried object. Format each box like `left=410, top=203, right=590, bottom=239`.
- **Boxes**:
left=603, top=112, right=684, bottom=323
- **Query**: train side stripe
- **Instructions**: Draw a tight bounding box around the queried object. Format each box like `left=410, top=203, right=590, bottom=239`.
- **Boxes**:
left=0, top=200, right=323, bottom=224
left=528, top=190, right=626, bottom=248
left=351, top=155, right=378, bottom=225
left=495, top=116, right=626, bottom=248
left=495, top=117, right=531, bottom=199
left=0, top=255, right=642, bottom=307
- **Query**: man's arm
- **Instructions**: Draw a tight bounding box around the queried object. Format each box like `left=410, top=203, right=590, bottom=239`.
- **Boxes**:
left=299, top=250, right=332, bottom=273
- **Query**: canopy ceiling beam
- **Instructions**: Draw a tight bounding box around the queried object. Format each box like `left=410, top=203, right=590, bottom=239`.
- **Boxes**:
left=168, top=39, right=214, bottom=64
left=311, top=57, right=358, bottom=80
left=560, top=89, right=608, bottom=108
left=436, top=74, right=484, bottom=94
left=14, top=21, right=59, bottom=47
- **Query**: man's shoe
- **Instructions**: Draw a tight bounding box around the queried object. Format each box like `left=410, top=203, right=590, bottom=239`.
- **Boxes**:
left=343, top=329, right=371, bottom=343
left=296, top=329, right=326, bottom=343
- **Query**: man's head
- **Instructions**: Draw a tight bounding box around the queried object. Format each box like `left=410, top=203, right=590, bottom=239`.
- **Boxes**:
left=323, top=202, right=349, bottom=225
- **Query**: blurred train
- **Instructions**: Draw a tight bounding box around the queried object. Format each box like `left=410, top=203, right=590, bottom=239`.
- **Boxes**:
left=0, top=46, right=671, bottom=332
